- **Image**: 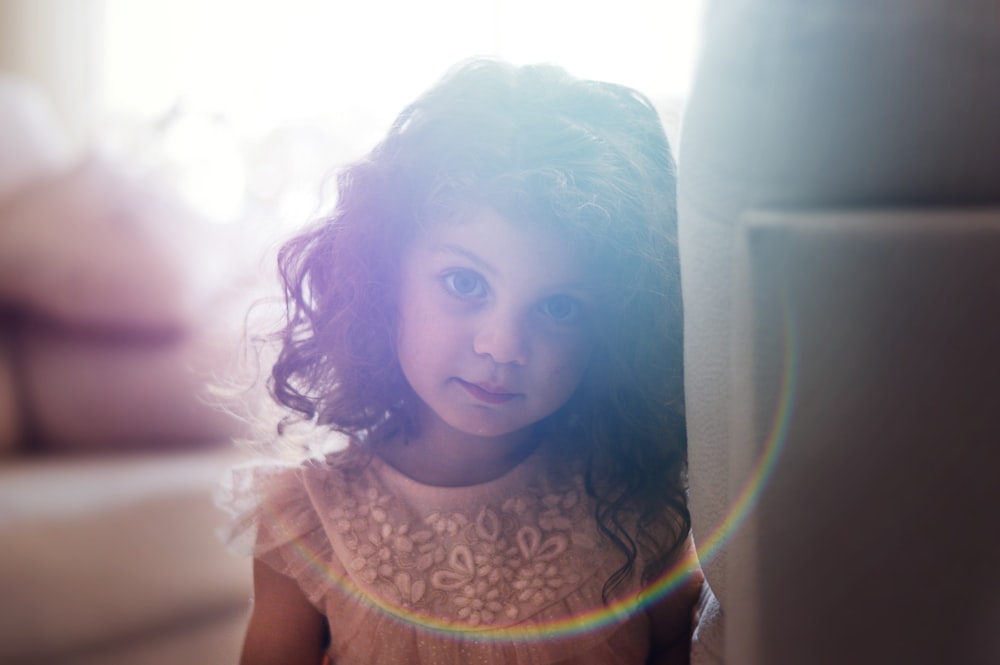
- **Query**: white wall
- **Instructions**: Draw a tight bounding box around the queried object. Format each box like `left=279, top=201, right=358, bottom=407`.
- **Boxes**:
left=0, top=0, right=104, bottom=153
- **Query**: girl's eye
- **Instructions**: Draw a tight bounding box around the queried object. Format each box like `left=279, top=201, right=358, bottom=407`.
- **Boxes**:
left=539, top=295, right=582, bottom=324
left=442, top=270, right=487, bottom=299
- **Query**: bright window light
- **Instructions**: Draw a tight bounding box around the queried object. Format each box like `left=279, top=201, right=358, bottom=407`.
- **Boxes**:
left=100, top=0, right=703, bottom=225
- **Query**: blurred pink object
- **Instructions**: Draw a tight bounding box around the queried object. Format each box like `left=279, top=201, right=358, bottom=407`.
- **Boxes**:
left=0, top=76, right=253, bottom=455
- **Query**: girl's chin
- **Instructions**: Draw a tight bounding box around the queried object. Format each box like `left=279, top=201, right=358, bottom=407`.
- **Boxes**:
left=424, top=413, right=536, bottom=444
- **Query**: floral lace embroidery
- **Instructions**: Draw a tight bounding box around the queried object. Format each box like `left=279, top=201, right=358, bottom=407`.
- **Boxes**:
left=325, top=474, right=600, bottom=627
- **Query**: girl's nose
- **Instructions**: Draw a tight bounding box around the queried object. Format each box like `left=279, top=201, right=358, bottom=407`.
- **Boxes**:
left=473, top=312, right=528, bottom=365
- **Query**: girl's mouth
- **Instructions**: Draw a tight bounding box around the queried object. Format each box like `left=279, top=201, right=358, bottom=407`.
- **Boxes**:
left=458, top=380, right=519, bottom=404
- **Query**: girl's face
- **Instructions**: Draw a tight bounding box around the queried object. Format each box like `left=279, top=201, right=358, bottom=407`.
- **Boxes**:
left=397, top=205, right=596, bottom=443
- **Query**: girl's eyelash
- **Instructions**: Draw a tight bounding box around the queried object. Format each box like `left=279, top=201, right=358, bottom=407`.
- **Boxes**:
left=538, top=295, right=584, bottom=324
left=441, top=269, right=488, bottom=299
left=440, top=271, right=586, bottom=325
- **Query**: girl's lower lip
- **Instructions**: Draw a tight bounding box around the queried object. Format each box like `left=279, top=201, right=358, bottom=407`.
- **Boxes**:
left=458, top=380, right=518, bottom=404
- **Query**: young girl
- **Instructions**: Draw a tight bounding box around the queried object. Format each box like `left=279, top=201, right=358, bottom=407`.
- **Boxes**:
left=223, top=57, right=703, bottom=664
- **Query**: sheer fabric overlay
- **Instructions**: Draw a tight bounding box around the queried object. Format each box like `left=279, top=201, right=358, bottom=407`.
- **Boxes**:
left=220, top=438, right=655, bottom=664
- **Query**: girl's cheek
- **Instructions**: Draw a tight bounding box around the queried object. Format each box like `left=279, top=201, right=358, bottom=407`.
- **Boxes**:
left=552, top=338, right=596, bottom=379
left=565, top=327, right=598, bottom=360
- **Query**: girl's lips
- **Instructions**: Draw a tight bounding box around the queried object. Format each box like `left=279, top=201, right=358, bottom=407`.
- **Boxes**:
left=458, top=379, right=519, bottom=404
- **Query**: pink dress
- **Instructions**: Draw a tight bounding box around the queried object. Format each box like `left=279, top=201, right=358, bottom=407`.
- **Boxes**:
left=221, top=440, right=659, bottom=664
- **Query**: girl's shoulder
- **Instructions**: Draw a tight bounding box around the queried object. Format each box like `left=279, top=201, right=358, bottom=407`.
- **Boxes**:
left=217, top=443, right=363, bottom=548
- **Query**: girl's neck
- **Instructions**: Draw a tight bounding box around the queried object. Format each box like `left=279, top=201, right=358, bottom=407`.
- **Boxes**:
left=376, top=417, right=542, bottom=488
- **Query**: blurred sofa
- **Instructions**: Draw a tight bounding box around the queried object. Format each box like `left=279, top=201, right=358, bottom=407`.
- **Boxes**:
left=0, top=76, right=254, bottom=664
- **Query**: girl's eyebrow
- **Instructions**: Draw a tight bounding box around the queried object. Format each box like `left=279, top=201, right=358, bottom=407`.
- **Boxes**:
left=432, top=243, right=497, bottom=275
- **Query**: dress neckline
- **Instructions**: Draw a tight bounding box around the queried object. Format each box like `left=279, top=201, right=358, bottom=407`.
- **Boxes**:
left=369, top=437, right=551, bottom=495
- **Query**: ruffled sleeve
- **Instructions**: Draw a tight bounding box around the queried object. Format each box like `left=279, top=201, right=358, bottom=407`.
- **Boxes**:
left=217, top=459, right=341, bottom=609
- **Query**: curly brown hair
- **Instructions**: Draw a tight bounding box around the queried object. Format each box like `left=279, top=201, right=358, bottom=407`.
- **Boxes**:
left=270, top=57, right=688, bottom=600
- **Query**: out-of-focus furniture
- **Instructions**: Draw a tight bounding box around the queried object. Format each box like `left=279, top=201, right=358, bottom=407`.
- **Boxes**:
left=679, top=1, right=1000, bottom=663
left=0, top=451, right=250, bottom=665
left=0, top=76, right=253, bottom=664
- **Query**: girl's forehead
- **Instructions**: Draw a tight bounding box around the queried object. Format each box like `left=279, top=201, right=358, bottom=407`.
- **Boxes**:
left=410, top=205, right=595, bottom=285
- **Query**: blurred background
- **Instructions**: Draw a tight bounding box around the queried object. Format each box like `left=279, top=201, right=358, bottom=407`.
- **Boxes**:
left=0, top=1, right=703, bottom=663
left=4, top=0, right=701, bottom=231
